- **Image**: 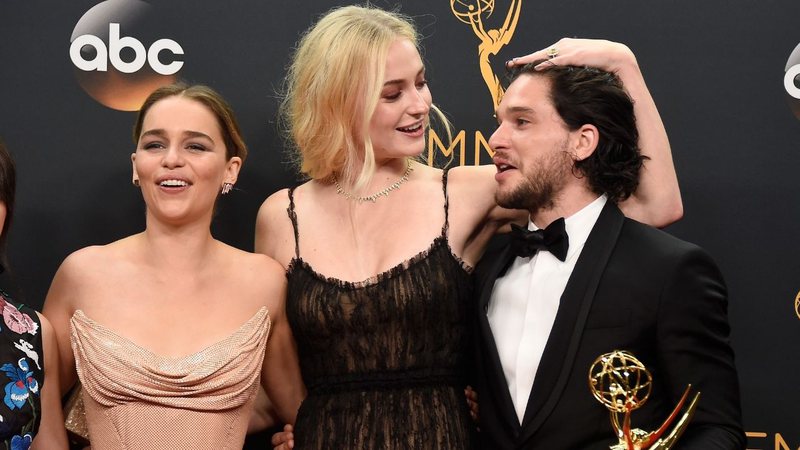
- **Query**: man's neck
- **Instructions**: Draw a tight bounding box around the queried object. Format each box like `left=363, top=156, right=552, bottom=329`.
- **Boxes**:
left=530, top=185, right=601, bottom=229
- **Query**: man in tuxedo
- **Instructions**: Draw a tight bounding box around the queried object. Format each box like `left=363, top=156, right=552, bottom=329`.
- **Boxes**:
left=473, top=62, right=745, bottom=448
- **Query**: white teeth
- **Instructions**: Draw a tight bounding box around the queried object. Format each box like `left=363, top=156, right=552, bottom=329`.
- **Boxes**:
left=160, top=179, right=188, bottom=187
left=398, top=123, right=422, bottom=132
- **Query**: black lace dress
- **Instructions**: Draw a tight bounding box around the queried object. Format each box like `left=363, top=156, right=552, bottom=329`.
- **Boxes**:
left=285, top=171, right=477, bottom=449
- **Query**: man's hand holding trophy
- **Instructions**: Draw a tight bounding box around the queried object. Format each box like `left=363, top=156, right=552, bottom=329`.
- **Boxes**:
left=588, top=350, right=701, bottom=450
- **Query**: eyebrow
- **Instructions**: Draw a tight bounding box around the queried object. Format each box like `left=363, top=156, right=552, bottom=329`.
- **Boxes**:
left=495, top=105, right=537, bottom=118
left=383, top=67, right=426, bottom=87
left=139, top=129, right=215, bottom=143
left=507, top=106, right=536, bottom=115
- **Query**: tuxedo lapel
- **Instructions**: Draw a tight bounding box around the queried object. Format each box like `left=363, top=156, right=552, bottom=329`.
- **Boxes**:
left=518, top=203, right=625, bottom=443
left=475, top=242, right=521, bottom=433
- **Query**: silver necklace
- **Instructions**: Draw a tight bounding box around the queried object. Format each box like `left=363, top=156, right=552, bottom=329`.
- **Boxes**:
left=332, top=159, right=414, bottom=203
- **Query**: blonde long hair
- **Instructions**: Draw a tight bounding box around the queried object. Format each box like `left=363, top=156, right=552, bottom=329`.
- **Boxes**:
left=281, top=5, right=448, bottom=190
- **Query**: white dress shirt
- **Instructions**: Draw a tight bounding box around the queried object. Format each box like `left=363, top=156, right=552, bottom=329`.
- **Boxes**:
left=487, top=195, right=606, bottom=423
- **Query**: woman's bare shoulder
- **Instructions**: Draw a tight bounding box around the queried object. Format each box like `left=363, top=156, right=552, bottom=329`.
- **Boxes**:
left=45, top=236, right=141, bottom=314
left=258, top=188, right=291, bottom=218
left=256, top=182, right=319, bottom=232
left=445, top=164, right=496, bottom=187
left=223, top=244, right=284, bottom=273
left=57, top=235, right=140, bottom=280
left=257, top=180, right=318, bottom=217
left=220, top=245, right=286, bottom=289
left=218, top=246, right=287, bottom=313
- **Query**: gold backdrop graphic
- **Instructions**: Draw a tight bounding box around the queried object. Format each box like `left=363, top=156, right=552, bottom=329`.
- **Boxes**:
left=795, top=290, right=800, bottom=320
left=450, top=0, right=522, bottom=110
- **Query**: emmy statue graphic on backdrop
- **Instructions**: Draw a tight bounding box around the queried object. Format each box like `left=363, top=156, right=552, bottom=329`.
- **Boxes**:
left=588, top=350, right=701, bottom=450
left=795, top=290, right=800, bottom=320
left=450, top=0, right=522, bottom=109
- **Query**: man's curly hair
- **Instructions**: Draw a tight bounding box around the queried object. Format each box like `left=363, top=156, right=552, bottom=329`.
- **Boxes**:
left=508, top=62, right=647, bottom=202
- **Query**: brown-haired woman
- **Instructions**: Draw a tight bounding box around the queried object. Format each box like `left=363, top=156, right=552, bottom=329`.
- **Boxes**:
left=43, top=84, right=304, bottom=449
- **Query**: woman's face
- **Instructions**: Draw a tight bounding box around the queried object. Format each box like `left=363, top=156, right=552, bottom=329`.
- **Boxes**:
left=368, top=39, right=432, bottom=162
left=132, top=96, right=240, bottom=226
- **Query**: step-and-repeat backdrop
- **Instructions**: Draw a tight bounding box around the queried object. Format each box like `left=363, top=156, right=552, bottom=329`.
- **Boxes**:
left=1, top=0, right=798, bottom=447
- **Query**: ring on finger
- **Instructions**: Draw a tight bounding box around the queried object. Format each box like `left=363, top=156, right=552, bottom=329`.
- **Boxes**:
left=546, top=47, right=559, bottom=59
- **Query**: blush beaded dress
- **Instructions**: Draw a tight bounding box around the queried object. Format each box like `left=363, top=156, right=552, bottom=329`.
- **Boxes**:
left=70, top=307, right=270, bottom=449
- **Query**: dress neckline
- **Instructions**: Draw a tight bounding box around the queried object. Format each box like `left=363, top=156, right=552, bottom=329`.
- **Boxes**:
left=71, top=307, right=270, bottom=361
left=287, top=236, right=473, bottom=291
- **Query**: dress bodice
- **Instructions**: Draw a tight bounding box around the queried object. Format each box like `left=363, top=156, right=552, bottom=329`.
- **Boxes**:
left=70, top=307, right=270, bottom=450
left=287, top=238, right=472, bottom=392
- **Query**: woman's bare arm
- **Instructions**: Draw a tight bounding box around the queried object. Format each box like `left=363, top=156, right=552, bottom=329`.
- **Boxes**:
left=31, top=313, right=69, bottom=450
left=509, top=38, right=683, bottom=227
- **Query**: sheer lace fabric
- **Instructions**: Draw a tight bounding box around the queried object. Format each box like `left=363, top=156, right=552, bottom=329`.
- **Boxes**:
left=70, top=307, right=270, bottom=450
left=286, top=171, right=477, bottom=449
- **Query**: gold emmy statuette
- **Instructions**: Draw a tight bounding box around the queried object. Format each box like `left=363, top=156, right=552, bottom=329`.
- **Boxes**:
left=588, top=350, right=701, bottom=450
left=450, top=0, right=522, bottom=109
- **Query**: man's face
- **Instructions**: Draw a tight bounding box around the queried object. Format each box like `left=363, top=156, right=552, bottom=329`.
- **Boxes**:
left=489, top=74, right=574, bottom=213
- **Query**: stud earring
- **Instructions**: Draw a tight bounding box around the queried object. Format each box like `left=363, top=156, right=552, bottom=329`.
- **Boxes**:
left=132, top=179, right=140, bottom=187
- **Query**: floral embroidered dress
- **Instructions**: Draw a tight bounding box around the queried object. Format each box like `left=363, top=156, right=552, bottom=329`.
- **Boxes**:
left=0, top=289, right=43, bottom=450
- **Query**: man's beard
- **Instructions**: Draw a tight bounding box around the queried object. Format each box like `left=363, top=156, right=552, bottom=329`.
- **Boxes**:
left=495, top=147, right=572, bottom=213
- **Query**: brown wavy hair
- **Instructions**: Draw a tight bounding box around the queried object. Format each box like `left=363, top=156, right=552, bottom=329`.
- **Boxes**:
left=0, top=139, right=15, bottom=267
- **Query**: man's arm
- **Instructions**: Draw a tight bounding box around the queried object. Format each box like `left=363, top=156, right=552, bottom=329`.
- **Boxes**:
left=657, top=245, right=745, bottom=449
left=509, top=38, right=683, bottom=227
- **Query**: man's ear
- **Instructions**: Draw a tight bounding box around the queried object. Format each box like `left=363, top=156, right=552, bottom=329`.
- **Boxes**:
left=573, top=124, right=599, bottom=161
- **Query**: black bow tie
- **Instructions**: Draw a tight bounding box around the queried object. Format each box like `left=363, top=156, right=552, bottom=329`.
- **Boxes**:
left=509, top=218, right=569, bottom=262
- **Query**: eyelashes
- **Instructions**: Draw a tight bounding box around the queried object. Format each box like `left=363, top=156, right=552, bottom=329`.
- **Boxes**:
left=139, top=142, right=210, bottom=152
left=381, top=80, right=429, bottom=102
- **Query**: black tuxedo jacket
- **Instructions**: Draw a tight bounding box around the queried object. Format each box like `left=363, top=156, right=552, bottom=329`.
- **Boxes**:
left=473, top=202, right=745, bottom=449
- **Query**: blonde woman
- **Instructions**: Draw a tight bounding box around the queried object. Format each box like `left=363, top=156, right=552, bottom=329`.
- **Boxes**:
left=259, top=5, right=681, bottom=449
left=43, top=84, right=304, bottom=449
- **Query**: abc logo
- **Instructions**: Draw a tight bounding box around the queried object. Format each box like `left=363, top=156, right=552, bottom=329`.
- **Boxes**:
left=70, top=0, right=184, bottom=111
left=70, top=23, right=183, bottom=75
left=784, top=42, right=800, bottom=120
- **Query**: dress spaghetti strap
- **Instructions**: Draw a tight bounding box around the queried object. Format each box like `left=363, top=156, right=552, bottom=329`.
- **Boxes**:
left=287, top=187, right=300, bottom=259
left=441, top=168, right=451, bottom=238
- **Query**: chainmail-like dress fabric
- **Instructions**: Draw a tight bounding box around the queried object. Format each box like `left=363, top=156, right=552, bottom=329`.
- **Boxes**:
left=70, top=307, right=270, bottom=450
left=286, top=170, right=478, bottom=449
